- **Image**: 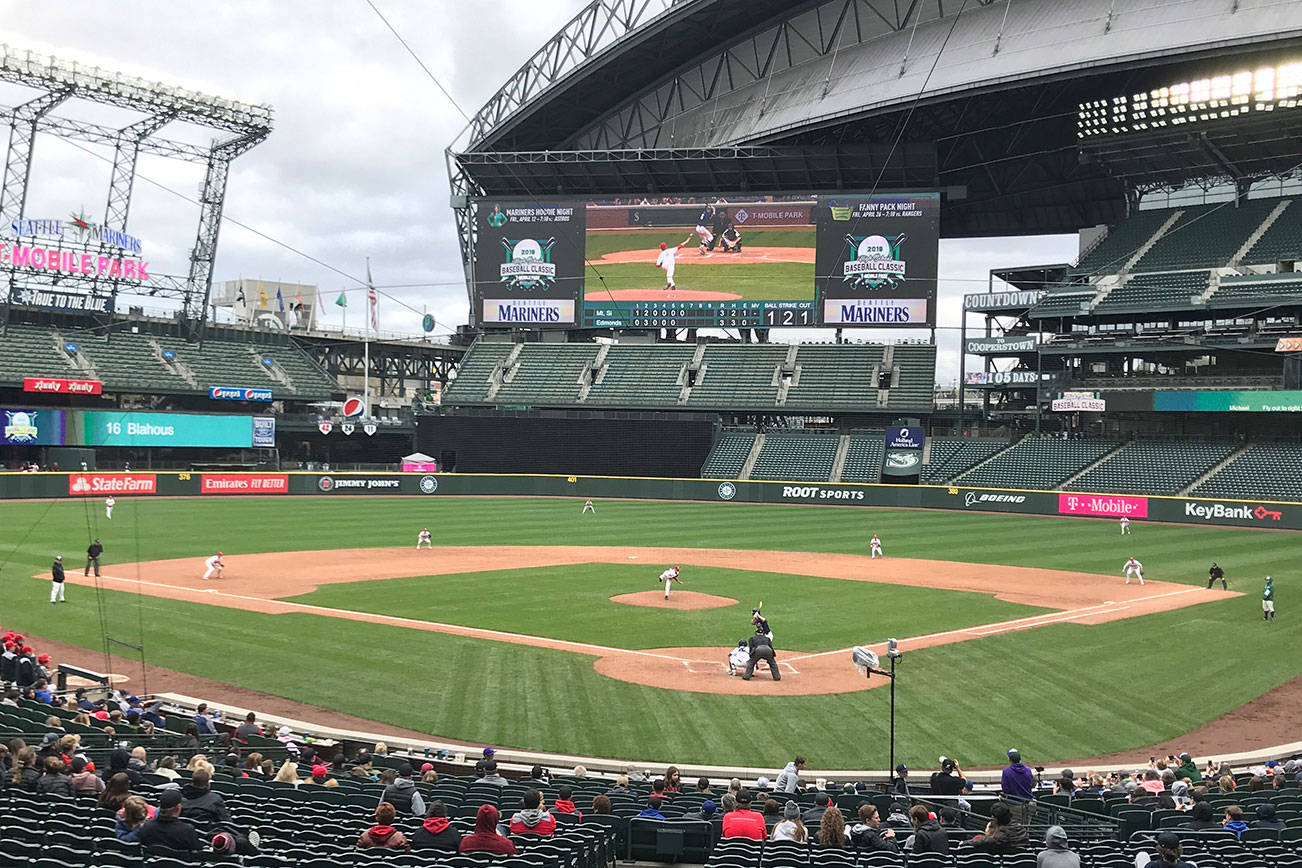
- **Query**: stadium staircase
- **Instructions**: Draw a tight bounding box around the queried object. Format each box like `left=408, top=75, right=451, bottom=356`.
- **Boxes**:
left=748, top=432, right=839, bottom=481
left=921, top=437, right=1011, bottom=485
left=828, top=434, right=850, bottom=482
left=1190, top=442, right=1302, bottom=501
left=50, top=330, right=100, bottom=380
left=1057, top=442, right=1129, bottom=489
left=700, top=430, right=757, bottom=479
left=1065, top=440, right=1238, bottom=495
left=956, top=438, right=1120, bottom=490
left=1231, top=199, right=1291, bottom=265
left=739, top=433, right=764, bottom=479
left=1180, top=442, right=1253, bottom=495
left=1121, top=209, right=1183, bottom=271
left=839, top=434, right=885, bottom=483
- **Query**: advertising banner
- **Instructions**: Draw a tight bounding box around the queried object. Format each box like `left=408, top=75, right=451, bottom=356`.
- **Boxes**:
left=2, top=408, right=67, bottom=445
left=23, top=377, right=102, bottom=395
left=886, top=427, right=924, bottom=449
left=209, top=387, right=273, bottom=403
left=1058, top=493, right=1149, bottom=518
left=963, top=290, right=1045, bottom=311
left=314, top=475, right=404, bottom=493
left=1052, top=397, right=1106, bottom=412
left=1164, top=499, right=1285, bottom=525
left=68, top=473, right=157, bottom=496
left=815, top=192, right=939, bottom=327
left=11, top=287, right=115, bottom=313
left=882, top=449, right=921, bottom=477
left=1154, top=390, right=1302, bottom=412
left=77, top=411, right=256, bottom=448
left=473, top=199, right=584, bottom=326
left=251, top=417, right=276, bottom=448
left=964, top=371, right=1039, bottom=387
left=965, top=336, right=1037, bottom=354
left=200, top=474, right=288, bottom=494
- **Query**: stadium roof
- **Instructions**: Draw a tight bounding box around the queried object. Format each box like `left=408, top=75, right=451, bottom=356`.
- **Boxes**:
left=457, top=0, right=1302, bottom=238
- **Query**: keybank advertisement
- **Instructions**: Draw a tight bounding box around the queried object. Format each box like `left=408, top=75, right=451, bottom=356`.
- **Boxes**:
left=78, top=412, right=258, bottom=447
left=1154, top=390, right=1302, bottom=412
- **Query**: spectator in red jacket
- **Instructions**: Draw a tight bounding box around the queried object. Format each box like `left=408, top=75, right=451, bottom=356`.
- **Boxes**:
left=723, top=791, right=767, bottom=839
left=553, top=785, right=582, bottom=821
left=509, top=789, right=557, bottom=836
left=459, top=805, right=517, bottom=855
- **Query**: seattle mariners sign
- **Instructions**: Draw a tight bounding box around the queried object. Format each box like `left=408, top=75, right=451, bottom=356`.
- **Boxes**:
left=473, top=199, right=584, bottom=326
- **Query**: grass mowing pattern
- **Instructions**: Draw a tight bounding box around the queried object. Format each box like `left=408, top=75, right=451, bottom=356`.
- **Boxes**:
left=0, top=495, right=1295, bottom=768
left=284, top=564, right=1048, bottom=651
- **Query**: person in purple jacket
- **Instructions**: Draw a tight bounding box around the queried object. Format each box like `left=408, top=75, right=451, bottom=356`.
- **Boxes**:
left=1001, top=749, right=1035, bottom=824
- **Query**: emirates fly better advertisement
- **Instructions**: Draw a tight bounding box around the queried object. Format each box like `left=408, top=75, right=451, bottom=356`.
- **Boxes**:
left=815, top=192, right=939, bottom=327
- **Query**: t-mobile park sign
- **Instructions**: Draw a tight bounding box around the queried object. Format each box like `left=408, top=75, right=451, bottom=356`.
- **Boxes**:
left=5, top=215, right=149, bottom=282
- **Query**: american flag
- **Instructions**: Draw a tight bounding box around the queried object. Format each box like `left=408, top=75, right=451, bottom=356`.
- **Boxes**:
left=366, top=262, right=378, bottom=331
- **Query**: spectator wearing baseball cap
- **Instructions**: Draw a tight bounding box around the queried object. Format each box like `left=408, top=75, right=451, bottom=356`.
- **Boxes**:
left=801, top=791, right=830, bottom=825
left=474, top=746, right=496, bottom=777
left=476, top=759, right=508, bottom=787
left=889, top=763, right=910, bottom=798
left=1000, top=749, right=1034, bottom=824
left=137, top=788, right=203, bottom=851
left=931, top=757, right=971, bottom=795
left=1143, top=830, right=1197, bottom=867
left=380, top=763, right=426, bottom=816
left=309, top=764, right=338, bottom=787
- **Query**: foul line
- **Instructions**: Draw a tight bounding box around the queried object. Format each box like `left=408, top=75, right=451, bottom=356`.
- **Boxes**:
left=784, top=587, right=1206, bottom=663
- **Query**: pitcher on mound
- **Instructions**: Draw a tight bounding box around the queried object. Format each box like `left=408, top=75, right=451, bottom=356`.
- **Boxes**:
left=659, top=566, right=682, bottom=599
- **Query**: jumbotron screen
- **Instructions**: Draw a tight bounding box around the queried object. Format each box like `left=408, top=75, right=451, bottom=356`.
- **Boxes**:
left=471, top=192, right=939, bottom=329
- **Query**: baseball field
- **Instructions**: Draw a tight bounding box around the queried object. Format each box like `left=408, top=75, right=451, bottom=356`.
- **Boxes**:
left=584, top=229, right=815, bottom=300
left=2, top=494, right=1297, bottom=770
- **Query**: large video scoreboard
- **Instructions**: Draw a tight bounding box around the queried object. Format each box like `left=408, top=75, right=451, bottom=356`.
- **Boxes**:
left=471, top=192, right=939, bottom=329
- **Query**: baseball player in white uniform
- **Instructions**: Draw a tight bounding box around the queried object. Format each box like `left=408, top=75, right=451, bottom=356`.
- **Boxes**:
left=582, top=499, right=595, bottom=514
left=870, top=534, right=883, bottom=558
left=105, top=496, right=115, bottom=519
left=660, top=566, right=682, bottom=599
left=728, top=641, right=750, bottom=676
left=1120, top=516, right=1130, bottom=535
left=1123, top=556, right=1144, bottom=585
left=416, top=527, right=433, bottom=549
left=203, top=551, right=224, bottom=580
left=656, top=237, right=692, bottom=289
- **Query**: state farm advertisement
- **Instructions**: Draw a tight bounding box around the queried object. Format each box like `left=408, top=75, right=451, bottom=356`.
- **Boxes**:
left=24, top=377, right=102, bottom=395
left=68, top=473, right=157, bottom=496
left=200, top=474, right=288, bottom=494
left=1058, top=493, right=1148, bottom=518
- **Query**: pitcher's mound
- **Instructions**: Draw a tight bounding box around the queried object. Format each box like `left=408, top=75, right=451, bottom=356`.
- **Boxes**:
left=610, top=590, right=738, bottom=610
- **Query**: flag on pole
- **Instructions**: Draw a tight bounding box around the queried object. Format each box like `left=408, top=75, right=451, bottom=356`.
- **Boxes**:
left=296, top=290, right=304, bottom=310
left=366, top=263, right=378, bottom=331
left=276, top=287, right=284, bottom=312
left=316, top=289, right=325, bottom=311
left=335, top=291, right=347, bottom=307
left=258, top=284, right=268, bottom=308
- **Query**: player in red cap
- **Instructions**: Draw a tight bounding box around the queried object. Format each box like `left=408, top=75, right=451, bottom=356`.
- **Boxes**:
left=203, top=551, right=224, bottom=580
left=659, top=566, right=682, bottom=600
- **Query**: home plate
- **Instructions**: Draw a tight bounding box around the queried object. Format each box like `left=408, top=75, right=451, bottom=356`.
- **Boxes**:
left=628, top=556, right=638, bottom=559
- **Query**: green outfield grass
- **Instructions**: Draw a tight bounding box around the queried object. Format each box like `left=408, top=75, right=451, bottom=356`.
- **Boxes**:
left=0, top=495, right=1295, bottom=768
left=285, top=564, right=1048, bottom=651
left=584, top=229, right=815, bottom=299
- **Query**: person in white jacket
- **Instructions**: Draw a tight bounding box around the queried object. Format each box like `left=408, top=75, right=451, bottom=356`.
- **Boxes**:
left=774, top=756, right=806, bottom=793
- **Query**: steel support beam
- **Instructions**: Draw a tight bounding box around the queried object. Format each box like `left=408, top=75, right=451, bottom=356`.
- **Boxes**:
left=0, top=89, right=72, bottom=231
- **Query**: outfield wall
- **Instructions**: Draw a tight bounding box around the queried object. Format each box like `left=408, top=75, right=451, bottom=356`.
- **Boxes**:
left=0, top=471, right=1296, bottom=531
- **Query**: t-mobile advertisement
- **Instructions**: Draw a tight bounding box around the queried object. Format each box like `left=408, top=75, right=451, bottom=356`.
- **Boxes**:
left=1058, top=493, right=1149, bottom=518
left=473, top=199, right=585, bottom=326
left=815, top=192, right=939, bottom=327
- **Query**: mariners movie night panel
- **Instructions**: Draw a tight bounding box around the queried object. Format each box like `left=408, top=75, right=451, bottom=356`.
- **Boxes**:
left=472, top=192, right=939, bottom=328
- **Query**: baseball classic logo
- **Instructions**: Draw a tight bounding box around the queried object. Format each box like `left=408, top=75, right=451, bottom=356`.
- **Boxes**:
left=717, top=482, right=737, bottom=501
left=419, top=475, right=439, bottom=494
left=3, top=410, right=39, bottom=443
left=841, top=233, right=908, bottom=290
left=499, top=237, right=558, bottom=290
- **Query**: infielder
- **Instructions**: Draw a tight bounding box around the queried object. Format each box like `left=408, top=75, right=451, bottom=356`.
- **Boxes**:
left=1123, top=556, right=1144, bottom=585
left=1208, top=563, right=1226, bottom=590
left=582, top=499, right=595, bottom=514
left=659, top=566, right=682, bottom=600
left=203, top=551, right=224, bottom=580
left=870, top=534, right=883, bottom=558
left=50, top=556, right=65, bottom=604
left=656, top=238, right=692, bottom=290
left=417, top=527, right=433, bottom=549
left=727, top=640, right=750, bottom=676
left=694, top=205, right=715, bottom=253
left=105, top=496, right=115, bottom=520
left=1263, top=576, right=1275, bottom=621
left=1119, top=516, right=1130, bottom=535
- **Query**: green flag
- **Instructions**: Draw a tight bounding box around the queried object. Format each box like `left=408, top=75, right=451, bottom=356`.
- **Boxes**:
left=335, top=292, right=347, bottom=307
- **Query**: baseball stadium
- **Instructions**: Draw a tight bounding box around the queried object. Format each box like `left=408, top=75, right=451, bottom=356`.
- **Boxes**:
left=3, top=2, right=1302, bottom=866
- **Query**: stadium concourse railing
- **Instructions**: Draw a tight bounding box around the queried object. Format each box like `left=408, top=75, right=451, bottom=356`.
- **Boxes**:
left=0, top=470, right=1299, bottom=530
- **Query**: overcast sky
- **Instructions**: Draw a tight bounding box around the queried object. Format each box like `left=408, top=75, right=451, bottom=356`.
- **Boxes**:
left=8, top=1, right=1078, bottom=384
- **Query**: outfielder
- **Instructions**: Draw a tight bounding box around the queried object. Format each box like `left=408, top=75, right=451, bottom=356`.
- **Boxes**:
left=417, top=527, right=433, bottom=549
left=1208, top=563, right=1226, bottom=590
left=582, top=499, right=595, bottom=514
left=1123, top=556, right=1144, bottom=585
left=870, top=534, right=883, bottom=558
left=203, top=551, right=224, bottom=580
left=1263, top=576, right=1276, bottom=621
left=656, top=238, right=692, bottom=290
left=105, top=496, right=115, bottom=520
left=660, top=566, right=682, bottom=600
left=1119, top=516, right=1130, bottom=535
left=694, top=205, right=715, bottom=253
